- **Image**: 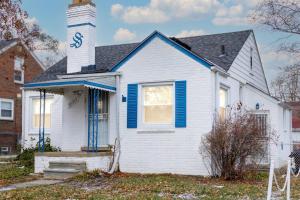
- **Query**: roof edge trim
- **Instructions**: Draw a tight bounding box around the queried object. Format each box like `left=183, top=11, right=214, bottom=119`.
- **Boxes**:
left=110, top=31, right=213, bottom=72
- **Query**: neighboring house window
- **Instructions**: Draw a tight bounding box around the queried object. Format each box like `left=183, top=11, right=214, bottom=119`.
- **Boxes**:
left=219, top=87, right=229, bottom=120
left=293, top=141, right=300, bottom=151
left=0, top=99, right=14, bottom=120
left=250, top=47, right=253, bottom=70
left=142, top=84, right=173, bottom=125
left=31, top=98, right=53, bottom=130
left=14, top=57, right=24, bottom=84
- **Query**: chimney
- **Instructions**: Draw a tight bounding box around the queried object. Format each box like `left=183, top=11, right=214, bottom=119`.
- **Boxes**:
left=66, top=0, right=96, bottom=73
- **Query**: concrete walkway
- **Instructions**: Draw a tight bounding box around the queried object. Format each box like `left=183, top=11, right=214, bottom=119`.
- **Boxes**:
left=0, top=179, right=63, bottom=192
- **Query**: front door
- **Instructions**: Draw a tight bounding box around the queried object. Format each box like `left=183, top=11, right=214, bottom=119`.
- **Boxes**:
left=98, top=91, right=109, bottom=147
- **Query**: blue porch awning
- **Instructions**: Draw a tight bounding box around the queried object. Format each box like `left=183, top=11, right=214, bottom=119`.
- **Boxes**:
left=24, top=77, right=116, bottom=94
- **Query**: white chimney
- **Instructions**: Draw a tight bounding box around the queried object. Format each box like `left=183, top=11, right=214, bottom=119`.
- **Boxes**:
left=66, top=0, right=96, bottom=73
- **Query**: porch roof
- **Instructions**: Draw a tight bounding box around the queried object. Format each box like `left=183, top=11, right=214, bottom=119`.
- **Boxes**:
left=24, top=76, right=116, bottom=94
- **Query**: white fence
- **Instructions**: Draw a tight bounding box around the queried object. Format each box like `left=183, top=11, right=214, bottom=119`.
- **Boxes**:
left=267, top=156, right=300, bottom=200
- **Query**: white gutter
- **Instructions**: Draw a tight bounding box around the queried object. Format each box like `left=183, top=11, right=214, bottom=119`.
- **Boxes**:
left=211, top=66, right=229, bottom=77
left=58, top=72, right=122, bottom=79
left=21, top=89, right=26, bottom=148
left=109, top=74, right=121, bottom=174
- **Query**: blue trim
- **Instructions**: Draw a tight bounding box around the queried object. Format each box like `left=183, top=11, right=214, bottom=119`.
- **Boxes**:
left=92, top=89, right=96, bottom=151
left=96, top=90, right=99, bottom=150
left=87, top=89, right=91, bottom=151
left=68, top=23, right=96, bottom=28
left=24, top=80, right=116, bottom=92
left=127, top=84, right=138, bottom=128
left=175, top=81, right=187, bottom=128
left=111, top=31, right=212, bottom=72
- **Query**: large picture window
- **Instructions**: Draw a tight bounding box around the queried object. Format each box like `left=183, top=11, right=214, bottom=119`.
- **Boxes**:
left=0, top=99, right=14, bottom=120
left=31, top=98, right=53, bottom=130
left=142, top=84, right=173, bottom=125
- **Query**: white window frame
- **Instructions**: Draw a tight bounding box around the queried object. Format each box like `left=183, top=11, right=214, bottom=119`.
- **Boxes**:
left=219, top=84, right=230, bottom=107
left=251, top=110, right=270, bottom=164
left=29, top=96, right=53, bottom=133
left=0, top=98, right=14, bottom=121
left=14, top=57, right=24, bottom=84
left=138, top=82, right=175, bottom=130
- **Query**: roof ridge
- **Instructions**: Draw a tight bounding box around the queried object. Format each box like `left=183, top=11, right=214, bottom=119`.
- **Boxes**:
left=176, top=29, right=253, bottom=39
left=94, top=29, right=253, bottom=48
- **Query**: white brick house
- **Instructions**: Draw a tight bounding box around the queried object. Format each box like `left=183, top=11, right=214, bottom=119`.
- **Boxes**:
left=22, top=0, right=292, bottom=175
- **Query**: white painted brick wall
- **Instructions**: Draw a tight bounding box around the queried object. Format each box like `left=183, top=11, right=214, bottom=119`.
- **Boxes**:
left=116, top=36, right=213, bottom=175
left=34, top=155, right=111, bottom=173
left=67, top=4, right=96, bottom=73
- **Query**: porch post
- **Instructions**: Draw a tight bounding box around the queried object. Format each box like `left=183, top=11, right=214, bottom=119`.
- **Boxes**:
left=38, top=90, right=42, bottom=152
left=87, top=88, right=91, bottom=151
left=96, top=89, right=99, bottom=151
left=92, top=89, right=95, bottom=151
left=42, top=89, right=46, bottom=152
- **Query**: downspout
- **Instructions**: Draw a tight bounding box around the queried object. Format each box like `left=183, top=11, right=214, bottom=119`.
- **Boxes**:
left=21, top=88, right=26, bottom=149
left=109, top=74, right=121, bottom=174
left=211, top=69, right=219, bottom=176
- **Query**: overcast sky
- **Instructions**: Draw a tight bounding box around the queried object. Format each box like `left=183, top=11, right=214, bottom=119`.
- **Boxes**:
left=22, top=0, right=298, bottom=84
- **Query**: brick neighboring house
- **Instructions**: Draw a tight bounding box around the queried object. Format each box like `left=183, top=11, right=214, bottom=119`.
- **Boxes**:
left=0, top=39, right=45, bottom=155
left=285, top=102, right=300, bottom=150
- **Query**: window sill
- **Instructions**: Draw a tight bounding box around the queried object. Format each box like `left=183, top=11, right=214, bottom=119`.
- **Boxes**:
left=0, top=118, right=14, bottom=121
left=137, top=129, right=175, bottom=134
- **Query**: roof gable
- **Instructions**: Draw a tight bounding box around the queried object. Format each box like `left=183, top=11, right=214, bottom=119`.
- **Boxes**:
left=111, top=31, right=212, bottom=72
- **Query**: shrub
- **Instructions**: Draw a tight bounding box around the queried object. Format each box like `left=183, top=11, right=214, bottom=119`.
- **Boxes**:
left=17, top=138, right=60, bottom=169
left=201, top=107, right=275, bottom=180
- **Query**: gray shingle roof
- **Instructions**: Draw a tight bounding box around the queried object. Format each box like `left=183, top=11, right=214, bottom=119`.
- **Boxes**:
left=33, top=30, right=252, bottom=82
left=0, top=39, right=18, bottom=51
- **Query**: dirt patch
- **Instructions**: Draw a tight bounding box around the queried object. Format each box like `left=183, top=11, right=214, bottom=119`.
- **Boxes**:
left=62, top=172, right=117, bottom=191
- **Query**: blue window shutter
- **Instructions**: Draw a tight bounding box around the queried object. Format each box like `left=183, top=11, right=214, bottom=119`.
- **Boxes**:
left=127, top=84, right=138, bottom=128
left=175, top=81, right=186, bottom=128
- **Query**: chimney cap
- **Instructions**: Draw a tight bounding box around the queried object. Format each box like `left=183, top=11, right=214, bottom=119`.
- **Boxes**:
left=69, top=0, right=95, bottom=8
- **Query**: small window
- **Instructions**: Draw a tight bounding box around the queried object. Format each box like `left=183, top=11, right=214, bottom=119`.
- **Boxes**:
left=293, top=141, right=300, bottom=151
left=0, top=147, right=9, bottom=155
left=31, top=98, right=53, bottom=130
left=0, top=99, right=14, bottom=120
left=14, top=57, right=24, bottom=84
left=239, top=85, right=243, bottom=103
left=219, top=87, right=228, bottom=120
left=142, top=84, right=173, bottom=125
left=250, top=47, right=253, bottom=70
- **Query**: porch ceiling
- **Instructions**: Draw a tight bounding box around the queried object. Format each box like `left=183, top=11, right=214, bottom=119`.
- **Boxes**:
left=24, top=76, right=116, bottom=94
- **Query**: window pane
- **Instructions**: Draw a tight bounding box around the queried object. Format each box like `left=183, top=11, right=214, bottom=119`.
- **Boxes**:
left=14, top=70, right=22, bottom=81
left=1, top=110, right=12, bottom=117
left=32, top=98, right=53, bottom=129
left=1, top=102, right=12, bottom=110
left=219, top=88, right=228, bottom=108
left=143, top=85, right=173, bottom=124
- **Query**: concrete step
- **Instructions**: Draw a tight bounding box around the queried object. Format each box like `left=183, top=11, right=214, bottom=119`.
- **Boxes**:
left=44, top=168, right=81, bottom=180
left=49, top=161, right=87, bottom=172
left=81, top=146, right=111, bottom=152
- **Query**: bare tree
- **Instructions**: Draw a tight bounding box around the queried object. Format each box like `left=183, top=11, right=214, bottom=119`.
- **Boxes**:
left=252, top=0, right=300, bottom=52
left=0, top=0, right=62, bottom=67
left=271, top=64, right=300, bottom=101
left=252, top=0, right=300, bottom=101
